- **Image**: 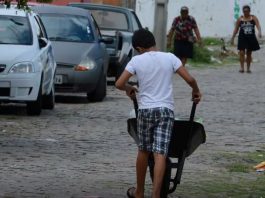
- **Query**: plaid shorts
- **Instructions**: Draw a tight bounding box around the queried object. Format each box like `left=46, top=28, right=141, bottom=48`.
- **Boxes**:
left=137, top=107, right=174, bottom=156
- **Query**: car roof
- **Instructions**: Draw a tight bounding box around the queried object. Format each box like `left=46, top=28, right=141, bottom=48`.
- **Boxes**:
left=33, top=4, right=91, bottom=17
left=68, top=3, right=133, bottom=13
left=0, top=6, right=32, bottom=17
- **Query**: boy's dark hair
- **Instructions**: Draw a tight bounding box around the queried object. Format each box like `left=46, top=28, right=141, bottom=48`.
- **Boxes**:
left=132, top=28, right=156, bottom=50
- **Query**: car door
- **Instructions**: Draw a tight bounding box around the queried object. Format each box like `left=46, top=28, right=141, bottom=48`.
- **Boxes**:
left=91, top=15, right=109, bottom=75
left=33, top=15, right=55, bottom=95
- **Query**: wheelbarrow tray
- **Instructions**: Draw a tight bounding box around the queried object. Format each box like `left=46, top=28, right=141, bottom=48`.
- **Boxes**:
left=127, top=118, right=206, bottom=158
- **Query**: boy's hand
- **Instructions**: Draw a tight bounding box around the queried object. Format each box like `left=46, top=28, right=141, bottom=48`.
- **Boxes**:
left=192, top=90, right=201, bottom=104
left=126, top=85, right=138, bottom=99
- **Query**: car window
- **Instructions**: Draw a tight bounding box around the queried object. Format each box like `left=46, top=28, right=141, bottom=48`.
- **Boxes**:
left=39, top=13, right=95, bottom=43
left=131, top=12, right=142, bottom=31
left=91, top=14, right=101, bottom=38
left=33, top=17, right=43, bottom=38
left=90, top=9, right=128, bottom=31
left=0, top=15, right=33, bottom=45
left=34, top=15, right=48, bottom=39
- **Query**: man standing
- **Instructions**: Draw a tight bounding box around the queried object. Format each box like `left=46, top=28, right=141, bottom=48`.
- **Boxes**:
left=167, top=6, right=202, bottom=66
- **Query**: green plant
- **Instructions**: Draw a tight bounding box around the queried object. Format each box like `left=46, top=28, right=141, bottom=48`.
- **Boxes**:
left=192, top=44, right=212, bottom=63
left=203, top=37, right=224, bottom=46
left=228, top=163, right=251, bottom=173
left=4, top=0, right=53, bottom=9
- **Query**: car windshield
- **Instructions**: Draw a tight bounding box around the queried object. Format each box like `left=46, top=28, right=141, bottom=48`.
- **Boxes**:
left=89, top=9, right=128, bottom=31
left=0, top=16, right=33, bottom=45
left=40, top=14, right=94, bottom=43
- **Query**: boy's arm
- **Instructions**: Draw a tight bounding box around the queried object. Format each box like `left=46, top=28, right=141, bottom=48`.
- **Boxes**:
left=176, top=66, right=201, bottom=103
left=115, top=70, right=138, bottom=99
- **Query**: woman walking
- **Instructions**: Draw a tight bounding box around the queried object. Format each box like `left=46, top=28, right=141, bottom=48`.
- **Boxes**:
left=167, top=6, right=201, bottom=67
left=231, top=5, right=262, bottom=73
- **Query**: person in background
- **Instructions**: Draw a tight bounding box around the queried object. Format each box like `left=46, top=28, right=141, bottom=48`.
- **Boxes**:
left=167, top=6, right=202, bottom=67
left=231, top=4, right=261, bottom=73
left=115, top=28, right=201, bottom=198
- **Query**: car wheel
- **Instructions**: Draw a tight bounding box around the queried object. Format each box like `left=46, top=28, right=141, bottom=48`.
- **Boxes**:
left=27, top=82, right=42, bottom=116
left=42, top=83, right=55, bottom=110
left=87, top=72, right=106, bottom=102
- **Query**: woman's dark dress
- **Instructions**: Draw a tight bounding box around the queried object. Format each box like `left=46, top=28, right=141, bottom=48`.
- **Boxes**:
left=238, top=16, right=260, bottom=51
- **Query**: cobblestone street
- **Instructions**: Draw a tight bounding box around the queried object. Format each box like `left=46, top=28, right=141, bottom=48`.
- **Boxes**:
left=0, top=46, right=265, bottom=197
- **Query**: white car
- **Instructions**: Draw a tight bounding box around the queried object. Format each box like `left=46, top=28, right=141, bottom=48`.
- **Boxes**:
left=0, top=7, right=56, bottom=115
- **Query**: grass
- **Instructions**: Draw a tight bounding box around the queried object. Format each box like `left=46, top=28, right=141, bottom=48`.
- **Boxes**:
left=203, top=37, right=224, bottom=46
left=167, top=37, right=239, bottom=67
left=173, top=148, right=265, bottom=198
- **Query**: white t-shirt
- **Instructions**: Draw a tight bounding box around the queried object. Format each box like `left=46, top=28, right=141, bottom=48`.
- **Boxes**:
left=126, top=51, right=182, bottom=110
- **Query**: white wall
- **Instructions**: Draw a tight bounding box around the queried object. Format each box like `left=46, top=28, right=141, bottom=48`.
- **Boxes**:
left=136, top=0, right=265, bottom=38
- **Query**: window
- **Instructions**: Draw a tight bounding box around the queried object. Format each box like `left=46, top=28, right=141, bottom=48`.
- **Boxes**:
left=90, top=9, right=129, bottom=31
left=33, top=17, right=42, bottom=38
left=35, top=15, right=48, bottom=39
left=40, top=14, right=94, bottom=43
left=0, top=16, right=32, bottom=45
left=131, top=12, right=142, bottom=31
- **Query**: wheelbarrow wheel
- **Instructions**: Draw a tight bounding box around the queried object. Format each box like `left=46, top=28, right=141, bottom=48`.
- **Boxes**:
left=148, top=155, right=172, bottom=198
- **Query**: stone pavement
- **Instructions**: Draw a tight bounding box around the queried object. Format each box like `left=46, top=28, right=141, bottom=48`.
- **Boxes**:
left=0, top=45, right=265, bottom=197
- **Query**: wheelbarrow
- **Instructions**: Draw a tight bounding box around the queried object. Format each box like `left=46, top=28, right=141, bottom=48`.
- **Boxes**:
left=127, top=98, right=206, bottom=198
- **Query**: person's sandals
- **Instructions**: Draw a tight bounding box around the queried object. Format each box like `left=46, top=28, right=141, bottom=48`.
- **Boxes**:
left=239, top=69, right=244, bottom=73
left=247, top=70, right=252, bottom=73
left=127, top=187, right=136, bottom=198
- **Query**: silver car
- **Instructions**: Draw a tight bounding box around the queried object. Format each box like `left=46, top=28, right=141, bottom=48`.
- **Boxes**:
left=33, top=5, right=110, bottom=102
left=0, top=7, right=56, bottom=115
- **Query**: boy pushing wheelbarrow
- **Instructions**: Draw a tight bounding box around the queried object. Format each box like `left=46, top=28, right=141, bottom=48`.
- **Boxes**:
left=115, top=28, right=202, bottom=198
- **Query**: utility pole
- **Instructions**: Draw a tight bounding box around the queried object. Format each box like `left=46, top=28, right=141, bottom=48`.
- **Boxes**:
left=153, top=0, right=168, bottom=51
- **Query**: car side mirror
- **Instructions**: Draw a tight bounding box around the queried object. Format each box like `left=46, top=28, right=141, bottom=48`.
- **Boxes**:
left=39, top=37, right=48, bottom=48
left=99, top=37, right=113, bottom=44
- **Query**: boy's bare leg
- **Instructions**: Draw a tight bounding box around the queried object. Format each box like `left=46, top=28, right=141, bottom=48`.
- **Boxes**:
left=246, top=50, right=252, bottom=72
left=239, top=50, right=245, bottom=72
left=152, top=153, right=167, bottom=198
left=135, top=150, right=150, bottom=198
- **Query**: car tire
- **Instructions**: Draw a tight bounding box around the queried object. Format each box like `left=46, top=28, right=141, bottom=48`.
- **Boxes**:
left=87, top=72, right=106, bottom=102
left=42, top=83, right=55, bottom=109
left=27, top=82, right=42, bottom=116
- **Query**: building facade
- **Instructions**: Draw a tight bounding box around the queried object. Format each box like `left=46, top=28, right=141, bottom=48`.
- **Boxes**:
left=136, top=0, right=264, bottom=38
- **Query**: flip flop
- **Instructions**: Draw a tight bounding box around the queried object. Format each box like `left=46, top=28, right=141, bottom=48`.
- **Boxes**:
left=239, top=70, right=244, bottom=73
left=127, top=187, right=136, bottom=198
left=247, top=70, right=252, bottom=73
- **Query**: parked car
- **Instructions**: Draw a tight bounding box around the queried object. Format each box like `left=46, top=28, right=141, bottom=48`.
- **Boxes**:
left=33, top=5, right=110, bottom=101
left=68, top=3, right=143, bottom=80
left=0, top=6, right=56, bottom=115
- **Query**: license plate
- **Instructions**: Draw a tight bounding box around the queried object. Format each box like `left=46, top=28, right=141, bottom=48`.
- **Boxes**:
left=54, top=75, right=63, bottom=84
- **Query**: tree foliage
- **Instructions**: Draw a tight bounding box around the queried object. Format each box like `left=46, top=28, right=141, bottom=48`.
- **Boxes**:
left=2, top=0, right=53, bottom=9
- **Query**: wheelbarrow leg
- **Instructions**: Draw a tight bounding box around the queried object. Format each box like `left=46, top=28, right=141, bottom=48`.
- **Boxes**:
left=176, top=151, right=186, bottom=184
left=167, top=150, right=187, bottom=194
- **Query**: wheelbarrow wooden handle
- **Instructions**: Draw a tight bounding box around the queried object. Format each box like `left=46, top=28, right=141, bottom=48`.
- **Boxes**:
left=186, top=102, right=197, bottom=150
left=189, top=102, right=197, bottom=122
left=132, top=97, right=138, bottom=118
